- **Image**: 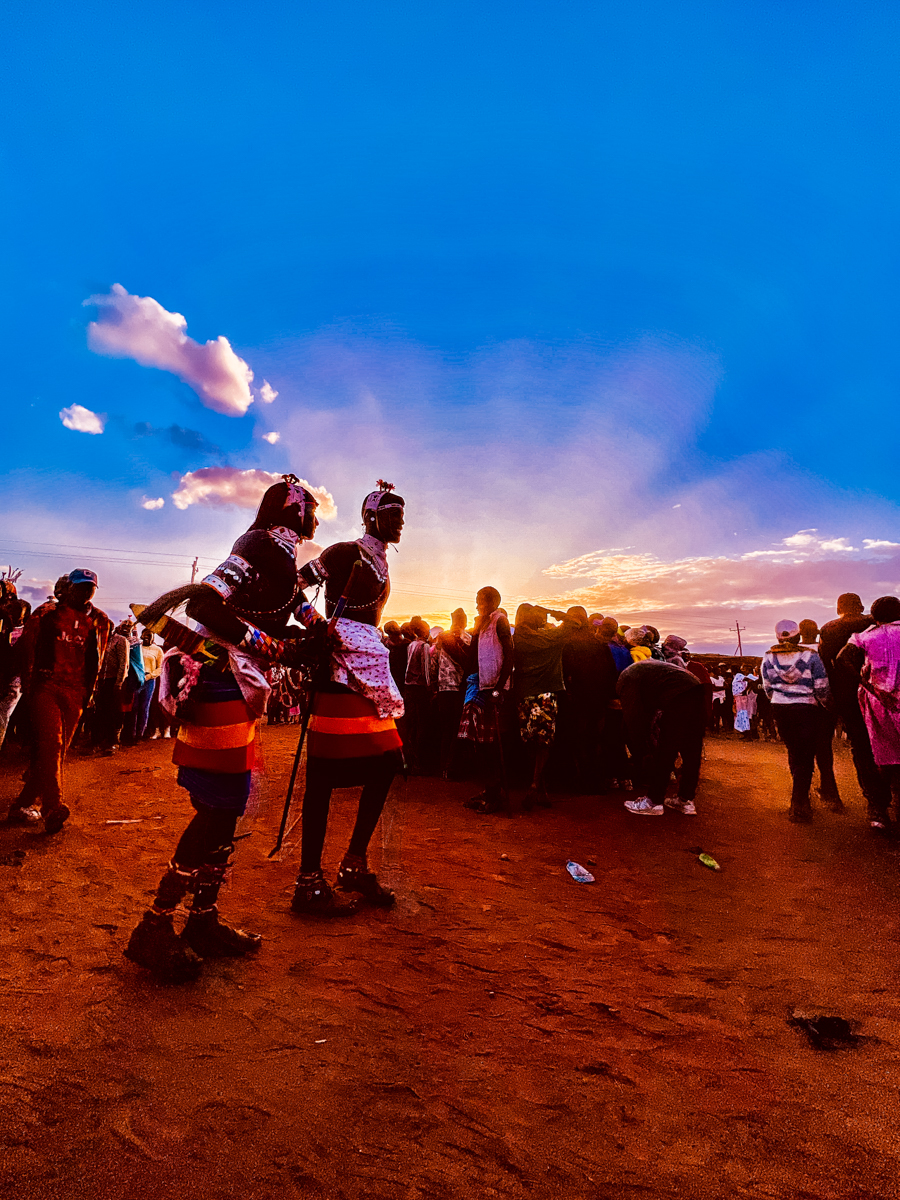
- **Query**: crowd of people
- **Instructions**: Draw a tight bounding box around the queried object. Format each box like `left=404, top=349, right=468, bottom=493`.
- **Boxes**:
left=377, top=594, right=900, bottom=828
left=1, top=478, right=899, bottom=983
left=381, top=601, right=712, bottom=817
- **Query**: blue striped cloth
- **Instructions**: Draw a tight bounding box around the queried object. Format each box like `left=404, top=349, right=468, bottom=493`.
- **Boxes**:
left=760, top=648, right=829, bottom=706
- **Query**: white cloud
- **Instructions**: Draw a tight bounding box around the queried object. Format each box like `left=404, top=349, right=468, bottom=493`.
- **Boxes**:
left=60, top=404, right=106, bottom=434
left=742, top=530, right=857, bottom=559
left=85, top=284, right=254, bottom=417
left=171, top=467, right=337, bottom=518
left=863, top=538, right=900, bottom=551
left=544, top=549, right=645, bottom=579
left=262, top=431, right=281, bottom=444
left=259, top=381, right=278, bottom=403
left=782, top=529, right=820, bottom=548
left=141, top=496, right=165, bottom=510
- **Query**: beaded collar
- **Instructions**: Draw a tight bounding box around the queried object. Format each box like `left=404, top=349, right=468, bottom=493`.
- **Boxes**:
left=356, top=533, right=389, bottom=583
left=269, top=525, right=300, bottom=555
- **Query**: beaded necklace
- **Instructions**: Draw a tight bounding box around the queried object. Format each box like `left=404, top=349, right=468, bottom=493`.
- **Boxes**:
left=339, top=535, right=390, bottom=613
left=232, top=528, right=302, bottom=618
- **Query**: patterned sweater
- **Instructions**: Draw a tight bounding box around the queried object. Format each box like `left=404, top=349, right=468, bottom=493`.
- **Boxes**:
left=760, top=646, right=830, bottom=706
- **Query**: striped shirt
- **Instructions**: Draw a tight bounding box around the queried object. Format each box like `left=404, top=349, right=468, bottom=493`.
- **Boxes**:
left=760, top=648, right=830, bottom=706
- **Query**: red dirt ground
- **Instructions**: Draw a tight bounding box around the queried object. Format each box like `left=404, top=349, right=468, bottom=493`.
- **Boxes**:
left=1, top=731, right=898, bottom=1200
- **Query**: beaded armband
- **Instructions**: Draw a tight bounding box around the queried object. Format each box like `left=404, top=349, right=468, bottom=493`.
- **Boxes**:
left=240, top=623, right=288, bottom=662
left=202, top=554, right=253, bottom=601
left=295, top=599, right=324, bottom=627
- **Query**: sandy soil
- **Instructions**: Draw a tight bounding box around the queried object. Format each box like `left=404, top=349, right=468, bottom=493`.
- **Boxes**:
left=0, top=729, right=898, bottom=1200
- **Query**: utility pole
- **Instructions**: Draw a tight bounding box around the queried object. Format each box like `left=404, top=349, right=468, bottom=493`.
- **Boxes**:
left=190, top=556, right=198, bottom=584
left=731, top=622, right=746, bottom=657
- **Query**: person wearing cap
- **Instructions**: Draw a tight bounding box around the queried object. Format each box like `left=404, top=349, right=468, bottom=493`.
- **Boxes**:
left=7, top=569, right=112, bottom=833
left=760, top=620, right=831, bottom=822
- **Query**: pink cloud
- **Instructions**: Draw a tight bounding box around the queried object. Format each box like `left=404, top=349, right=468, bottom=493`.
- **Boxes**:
left=85, top=284, right=255, bottom=417
left=171, top=467, right=337, bottom=519
left=16, top=578, right=54, bottom=605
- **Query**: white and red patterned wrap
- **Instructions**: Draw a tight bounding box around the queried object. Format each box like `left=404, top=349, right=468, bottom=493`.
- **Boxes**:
left=329, top=618, right=404, bottom=720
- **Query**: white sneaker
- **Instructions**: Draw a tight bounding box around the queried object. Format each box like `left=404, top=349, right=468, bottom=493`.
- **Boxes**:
left=624, top=797, right=664, bottom=816
left=664, top=797, right=697, bottom=815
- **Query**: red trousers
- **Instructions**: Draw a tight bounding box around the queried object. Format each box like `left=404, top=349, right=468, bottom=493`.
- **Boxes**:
left=19, top=683, right=85, bottom=813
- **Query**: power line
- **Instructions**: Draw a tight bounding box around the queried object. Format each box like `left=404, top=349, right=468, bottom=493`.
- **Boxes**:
left=0, top=539, right=518, bottom=604
left=0, top=537, right=220, bottom=562
left=1, top=546, right=494, bottom=600
left=0, top=537, right=499, bottom=592
left=0, top=548, right=202, bottom=570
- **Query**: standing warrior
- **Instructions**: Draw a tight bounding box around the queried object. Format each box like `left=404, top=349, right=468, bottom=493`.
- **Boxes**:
left=125, top=476, right=323, bottom=982
left=290, top=481, right=406, bottom=916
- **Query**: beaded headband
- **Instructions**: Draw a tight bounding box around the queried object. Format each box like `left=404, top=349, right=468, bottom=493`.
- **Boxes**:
left=282, top=474, right=317, bottom=512
left=362, top=479, right=404, bottom=517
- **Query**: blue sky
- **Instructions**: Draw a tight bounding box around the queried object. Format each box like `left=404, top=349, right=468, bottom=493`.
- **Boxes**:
left=3, top=2, right=899, bottom=648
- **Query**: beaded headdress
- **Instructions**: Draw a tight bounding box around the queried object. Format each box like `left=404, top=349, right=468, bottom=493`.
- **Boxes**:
left=361, top=479, right=404, bottom=519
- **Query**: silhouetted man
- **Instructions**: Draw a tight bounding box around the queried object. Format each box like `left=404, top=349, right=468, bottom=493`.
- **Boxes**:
left=819, top=593, right=888, bottom=828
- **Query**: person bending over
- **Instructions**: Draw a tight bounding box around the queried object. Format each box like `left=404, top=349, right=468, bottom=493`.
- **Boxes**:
left=617, top=658, right=706, bottom=816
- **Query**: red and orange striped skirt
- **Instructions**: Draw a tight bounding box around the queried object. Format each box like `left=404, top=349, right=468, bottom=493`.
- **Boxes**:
left=307, top=689, right=402, bottom=759
left=173, top=695, right=257, bottom=773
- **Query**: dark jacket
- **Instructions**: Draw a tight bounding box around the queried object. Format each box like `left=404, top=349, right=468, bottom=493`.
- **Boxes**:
left=562, top=630, right=618, bottom=705
left=513, top=623, right=576, bottom=698
left=617, top=659, right=702, bottom=752
left=818, top=614, right=874, bottom=712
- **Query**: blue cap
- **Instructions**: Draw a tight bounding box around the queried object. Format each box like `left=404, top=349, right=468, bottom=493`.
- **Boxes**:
left=68, top=569, right=98, bottom=586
